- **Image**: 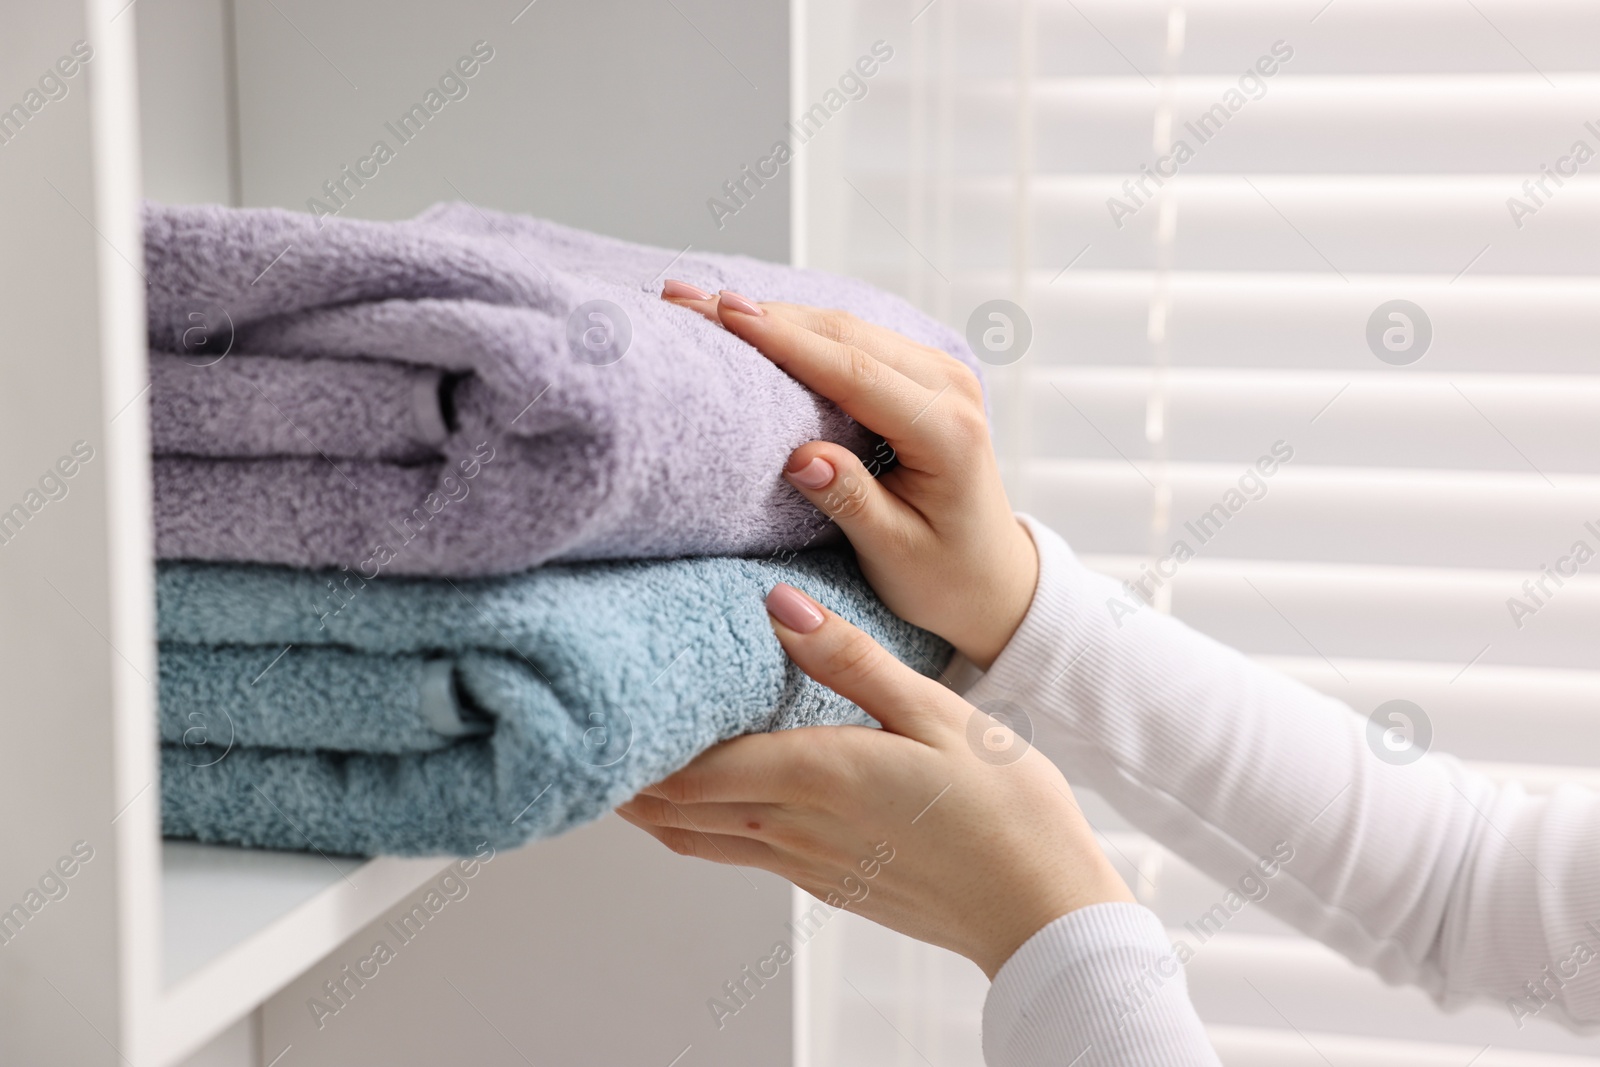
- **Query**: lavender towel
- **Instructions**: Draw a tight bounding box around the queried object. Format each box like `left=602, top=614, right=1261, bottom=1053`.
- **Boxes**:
left=151, top=353, right=451, bottom=462
left=145, top=202, right=979, bottom=575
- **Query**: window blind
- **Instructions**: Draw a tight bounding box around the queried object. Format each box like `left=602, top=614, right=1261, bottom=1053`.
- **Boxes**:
left=795, top=0, right=1600, bottom=1062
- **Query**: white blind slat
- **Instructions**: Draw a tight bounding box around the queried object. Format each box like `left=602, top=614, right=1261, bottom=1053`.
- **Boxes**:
left=1030, top=463, right=1600, bottom=569
left=843, top=270, right=1600, bottom=372
left=917, top=0, right=1600, bottom=81
left=1206, top=1025, right=1600, bottom=1067
left=1260, top=655, right=1600, bottom=765
left=803, top=0, right=1600, bottom=1060
left=1081, top=553, right=1600, bottom=672
left=1185, top=937, right=1599, bottom=1055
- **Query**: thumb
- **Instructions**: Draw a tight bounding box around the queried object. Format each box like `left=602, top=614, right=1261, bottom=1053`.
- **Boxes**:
left=785, top=440, right=919, bottom=554
left=764, top=583, right=951, bottom=742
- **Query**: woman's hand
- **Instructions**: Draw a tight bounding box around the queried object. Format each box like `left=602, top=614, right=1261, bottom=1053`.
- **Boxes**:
left=616, top=582, right=1131, bottom=979
left=661, top=280, right=1037, bottom=670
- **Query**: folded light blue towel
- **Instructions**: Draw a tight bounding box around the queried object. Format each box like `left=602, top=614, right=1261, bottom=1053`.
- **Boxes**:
left=158, top=552, right=950, bottom=856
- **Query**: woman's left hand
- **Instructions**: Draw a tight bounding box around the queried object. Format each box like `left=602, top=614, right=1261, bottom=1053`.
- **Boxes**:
left=616, top=582, right=1131, bottom=979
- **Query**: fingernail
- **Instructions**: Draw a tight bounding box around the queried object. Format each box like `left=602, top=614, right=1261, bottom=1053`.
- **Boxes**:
left=766, top=583, right=825, bottom=634
left=662, top=279, right=713, bottom=301
left=786, top=456, right=835, bottom=490
left=719, top=289, right=765, bottom=316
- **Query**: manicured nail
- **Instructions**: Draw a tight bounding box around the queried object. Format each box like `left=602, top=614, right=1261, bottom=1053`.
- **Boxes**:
left=718, top=289, right=765, bottom=316
left=662, top=278, right=713, bottom=301
left=786, top=456, right=835, bottom=490
left=766, top=583, right=825, bottom=634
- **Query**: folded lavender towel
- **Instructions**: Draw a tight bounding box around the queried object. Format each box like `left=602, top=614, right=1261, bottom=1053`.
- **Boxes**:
left=151, top=353, right=450, bottom=462
left=145, top=202, right=979, bottom=575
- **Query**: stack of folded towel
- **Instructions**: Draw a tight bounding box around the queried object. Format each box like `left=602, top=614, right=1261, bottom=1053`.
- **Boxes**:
left=148, top=201, right=977, bottom=856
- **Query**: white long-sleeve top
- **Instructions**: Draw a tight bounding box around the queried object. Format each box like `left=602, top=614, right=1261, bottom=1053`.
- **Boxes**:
left=962, top=516, right=1600, bottom=1066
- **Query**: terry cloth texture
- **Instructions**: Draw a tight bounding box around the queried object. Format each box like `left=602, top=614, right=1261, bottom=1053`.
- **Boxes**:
left=157, top=550, right=951, bottom=856
left=150, top=353, right=450, bottom=463
left=145, top=200, right=981, bottom=575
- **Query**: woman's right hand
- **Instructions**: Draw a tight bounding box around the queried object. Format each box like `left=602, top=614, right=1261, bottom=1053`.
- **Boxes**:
left=617, top=581, right=1131, bottom=980
left=662, top=281, right=1039, bottom=671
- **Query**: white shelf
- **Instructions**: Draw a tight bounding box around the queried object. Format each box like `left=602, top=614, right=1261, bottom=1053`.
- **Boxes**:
left=157, top=842, right=449, bottom=1064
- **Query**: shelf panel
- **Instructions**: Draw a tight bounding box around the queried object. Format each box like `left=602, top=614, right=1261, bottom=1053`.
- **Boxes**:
left=164, top=842, right=354, bottom=985
left=158, top=841, right=449, bottom=1065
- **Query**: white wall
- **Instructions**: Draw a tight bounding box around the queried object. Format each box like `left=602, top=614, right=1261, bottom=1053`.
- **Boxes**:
left=138, top=0, right=792, bottom=260
left=134, top=0, right=236, bottom=206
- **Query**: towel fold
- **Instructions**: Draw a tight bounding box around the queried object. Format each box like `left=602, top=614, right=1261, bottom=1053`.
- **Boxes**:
left=151, top=353, right=452, bottom=462
left=157, top=551, right=951, bottom=856
left=159, top=647, right=483, bottom=754
left=145, top=201, right=978, bottom=575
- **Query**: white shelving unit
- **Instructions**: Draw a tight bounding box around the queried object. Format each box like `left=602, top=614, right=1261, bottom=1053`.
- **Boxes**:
left=0, top=0, right=433, bottom=1030
left=160, top=845, right=449, bottom=1062
left=1, top=1, right=803, bottom=1064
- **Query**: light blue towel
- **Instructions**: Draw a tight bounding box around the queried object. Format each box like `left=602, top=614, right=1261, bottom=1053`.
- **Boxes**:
left=158, top=552, right=950, bottom=856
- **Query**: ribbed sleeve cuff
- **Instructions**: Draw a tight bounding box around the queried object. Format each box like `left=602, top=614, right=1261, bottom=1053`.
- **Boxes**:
left=983, top=903, right=1219, bottom=1067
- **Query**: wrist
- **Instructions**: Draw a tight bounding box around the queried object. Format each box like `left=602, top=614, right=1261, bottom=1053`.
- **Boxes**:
left=955, top=518, right=1039, bottom=671
left=972, top=858, right=1135, bottom=980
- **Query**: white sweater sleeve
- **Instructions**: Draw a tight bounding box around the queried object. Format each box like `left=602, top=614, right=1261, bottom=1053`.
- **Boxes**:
left=984, top=903, right=1220, bottom=1066
left=969, top=516, right=1600, bottom=1059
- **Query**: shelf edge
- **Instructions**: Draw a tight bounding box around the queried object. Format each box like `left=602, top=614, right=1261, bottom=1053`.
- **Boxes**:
left=154, top=855, right=451, bottom=1065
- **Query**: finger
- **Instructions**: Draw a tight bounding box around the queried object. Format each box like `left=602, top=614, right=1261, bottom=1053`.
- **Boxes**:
left=660, top=279, right=720, bottom=324
left=644, top=729, right=841, bottom=806
left=764, top=583, right=955, bottom=741
left=616, top=807, right=782, bottom=868
left=714, top=290, right=939, bottom=453
left=761, top=302, right=976, bottom=393
left=617, top=795, right=782, bottom=841
left=783, top=440, right=923, bottom=548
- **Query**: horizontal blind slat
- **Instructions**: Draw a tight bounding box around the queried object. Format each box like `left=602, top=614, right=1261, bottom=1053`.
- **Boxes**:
left=852, top=77, right=1600, bottom=175
left=845, top=173, right=1600, bottom=275
left=1027, top=463, right=1600, bottom=569
left=1259, top=655, right=1600, bottom=765
left=842, top=270, right=1600, bottom=374
left=854, top=0, right=1600, bottom=81
left=1029, top=389, right=1600, bottom=470
left=1078, top=554, right=1600, bottom=671
left=1184, top=936, right=1600, bottom=1055
left=1205, top=1025, right=1600, bottom=1067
